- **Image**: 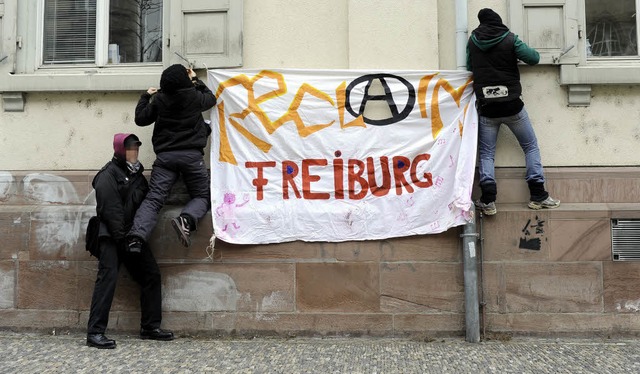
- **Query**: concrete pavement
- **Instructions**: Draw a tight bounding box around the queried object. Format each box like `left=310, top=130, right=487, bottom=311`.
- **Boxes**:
left=1, top=331, right=639, bottom=373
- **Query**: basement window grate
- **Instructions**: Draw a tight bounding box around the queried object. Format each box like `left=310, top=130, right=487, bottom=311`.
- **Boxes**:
left=612, top=219, right=640, bottom=261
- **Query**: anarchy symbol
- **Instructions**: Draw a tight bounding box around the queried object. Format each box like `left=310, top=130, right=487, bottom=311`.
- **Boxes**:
left=345, top=74, right=416, bottom=126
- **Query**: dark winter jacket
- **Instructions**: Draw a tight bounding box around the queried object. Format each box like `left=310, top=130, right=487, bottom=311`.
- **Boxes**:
left=466, top=9, right=539, bottom=117
left=135, top=66, right=217, bottom=155
left=92, top=138, right=148, bottom=243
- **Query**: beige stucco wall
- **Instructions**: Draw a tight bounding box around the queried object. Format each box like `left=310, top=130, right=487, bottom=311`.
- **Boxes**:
left=1, top=0, right=639, bottom=169
left=0, top=0, right=438, bottom=170
left=0, top=92, right=155, bottom=170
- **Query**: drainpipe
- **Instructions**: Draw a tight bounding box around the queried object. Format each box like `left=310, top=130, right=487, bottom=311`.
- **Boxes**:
left=455, top=0, right=480, bottom=343
left=461, top=208, right=480, bottom=343
left=455, top=0, right=469, bottom=71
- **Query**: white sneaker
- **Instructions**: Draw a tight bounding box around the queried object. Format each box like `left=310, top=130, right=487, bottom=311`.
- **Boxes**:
left=475, top=200, right=497, bottom=216
left=528, top=196, right=560, bottom=210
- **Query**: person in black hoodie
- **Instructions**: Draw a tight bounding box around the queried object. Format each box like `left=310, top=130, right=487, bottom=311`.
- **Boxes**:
left=467, top=8, right=560, bottom=216
left=87, top=133, right=173, bottom=349
left=127, top=64, right=217, bottom=250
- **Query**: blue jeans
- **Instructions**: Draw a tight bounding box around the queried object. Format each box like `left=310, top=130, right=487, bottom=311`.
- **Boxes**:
left=478, top=107, right=546, bottom=201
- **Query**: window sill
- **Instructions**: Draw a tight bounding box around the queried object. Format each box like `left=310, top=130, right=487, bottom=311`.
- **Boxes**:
left=559, top=63, right=640, bottom=106
left=560, top=64, right=640, bottom=85
left=0, top=68, right=164, bottom=92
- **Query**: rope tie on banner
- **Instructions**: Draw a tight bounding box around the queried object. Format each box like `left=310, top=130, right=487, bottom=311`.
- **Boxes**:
left=205, top=235, right=216, bottom=261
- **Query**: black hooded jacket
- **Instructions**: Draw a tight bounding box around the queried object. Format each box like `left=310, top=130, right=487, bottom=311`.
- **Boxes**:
left=467, top=9, right=540, bottom=117
left=92, top=146, right=148, bottom=242
left=135, top=64, right=217, bottom=154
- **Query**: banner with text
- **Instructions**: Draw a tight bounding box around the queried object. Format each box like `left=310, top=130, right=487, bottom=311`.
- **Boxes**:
left=208, top=69, right=477, bottom=244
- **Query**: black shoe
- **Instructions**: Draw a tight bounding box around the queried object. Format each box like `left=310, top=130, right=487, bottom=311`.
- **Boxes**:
left=171, top=216, right=191, bottom=248
left=127, top=237, right=143, bottom=254
left=86, top=333, right=116, bottom=349
left=140, top=328, right=174, bottom=341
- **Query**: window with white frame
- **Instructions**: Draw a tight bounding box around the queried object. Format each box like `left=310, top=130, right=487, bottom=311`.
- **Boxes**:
left=42, top=0, right=162, bottom=66
left=0, top=0, right=242, bottom=93
left=585, top=0, right=638, bottom=58
left=506, top=0, right=640, bottom=104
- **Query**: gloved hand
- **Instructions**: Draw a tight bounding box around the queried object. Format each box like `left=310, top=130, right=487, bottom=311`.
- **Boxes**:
left=122, top=238, right=143, bottom=255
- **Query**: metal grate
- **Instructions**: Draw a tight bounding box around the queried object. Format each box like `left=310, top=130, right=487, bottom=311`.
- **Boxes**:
left=612, top=219, right=640, bottom=261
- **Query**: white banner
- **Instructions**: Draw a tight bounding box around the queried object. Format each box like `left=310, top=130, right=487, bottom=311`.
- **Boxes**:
left=208, top=69, right=477, bottom=244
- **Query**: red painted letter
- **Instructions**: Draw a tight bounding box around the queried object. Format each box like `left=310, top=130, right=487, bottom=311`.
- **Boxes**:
left=245, top=161, right=276, bottom=200
left=348, top=159, right=368, bottom=200
left=282, top=161, right=301, bottom=199
left=411, top=153, right=433, bottom=188
left=302, top=159, right=330, bottom=200
left=392, top=156, right=414, bottom=195
left=366, top=156, right=391, bottom=197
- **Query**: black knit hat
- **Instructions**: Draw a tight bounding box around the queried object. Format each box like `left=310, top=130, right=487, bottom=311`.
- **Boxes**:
left=478, top=8, right=503, bottom=25
left=160, top=64, right=192, bottom=94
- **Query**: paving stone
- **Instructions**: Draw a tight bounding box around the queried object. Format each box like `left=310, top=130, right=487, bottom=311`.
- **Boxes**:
left=0, top=332, right=640, bottom=373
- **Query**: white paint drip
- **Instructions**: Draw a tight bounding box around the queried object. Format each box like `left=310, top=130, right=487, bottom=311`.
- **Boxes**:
left=16, top=173, right=95, bottom=254
left=253, top=291, right=289, bottom=321
left=23, top=173, right=81, bottom=204
left=84, top=189, right=96, bottom=205
left=254, top=312, right=280, bottom=321
left=239, top=292, right=252, bottom=305
left=0, top=268, right=14, bottom=309
left=163, top=271, right=240, bottom=312
left=616, top=299, right=640, bottom=312
left=35, top=209, right=83, bottom=253
left=0, top=171, right=16, bottom=202
left=260, top=291, right=288, bottom=312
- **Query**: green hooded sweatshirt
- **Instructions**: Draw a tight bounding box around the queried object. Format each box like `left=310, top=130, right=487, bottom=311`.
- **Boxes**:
left=466, top=32, right=540, bottom=71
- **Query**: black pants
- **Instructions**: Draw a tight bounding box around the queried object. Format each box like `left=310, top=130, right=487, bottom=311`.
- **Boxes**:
left=87, top=237, right=162, bottom=334
left=129, top=149, right=211, bottom=241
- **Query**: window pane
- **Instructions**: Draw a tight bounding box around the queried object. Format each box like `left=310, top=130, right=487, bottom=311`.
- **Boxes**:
left=43, top=0, right=97, bottom=64
left=586, top=0, right=637, bottom=57
left=109, top=0, right=162, bottom=63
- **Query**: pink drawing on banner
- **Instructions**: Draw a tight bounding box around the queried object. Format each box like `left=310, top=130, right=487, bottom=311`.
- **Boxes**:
left=397, top=197, right=416, bottom=222
left=430, top=221, right=440, bottom=231
left=434, top=176, right=444, bottom=188
left=216, top=192, right=250, bottom=233
left=406, top=196, right=415, bottom=207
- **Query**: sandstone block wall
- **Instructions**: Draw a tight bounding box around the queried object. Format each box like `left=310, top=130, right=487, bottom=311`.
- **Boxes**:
left=1, top=167, right=639, bottom=337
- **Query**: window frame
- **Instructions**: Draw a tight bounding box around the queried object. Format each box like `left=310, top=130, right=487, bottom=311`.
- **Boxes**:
left=39, top=0, right=99, bottom=66
left=584, top=0, right=640, bottom=60
left=35, top=0, right=165, bottom=69
left=0, top=0, right=167, bottom=92
left=0, top=0, right=244, bottom=94
left=561, top=0, right=640, bottom=86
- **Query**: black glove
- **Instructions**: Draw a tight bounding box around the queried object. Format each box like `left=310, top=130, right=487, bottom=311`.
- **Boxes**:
left=123, top=237, right=143, bottom=255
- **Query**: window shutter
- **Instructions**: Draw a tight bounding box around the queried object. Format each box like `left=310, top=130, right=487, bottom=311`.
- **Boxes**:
left=508, top=0, right=580, bottom=65
left=168, top=0, right=242, bottom=69
left=0, top=0, right=17, bottom=74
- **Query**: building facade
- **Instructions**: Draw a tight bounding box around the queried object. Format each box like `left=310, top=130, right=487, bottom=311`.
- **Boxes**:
left=0, top=0, right=639, bottom=336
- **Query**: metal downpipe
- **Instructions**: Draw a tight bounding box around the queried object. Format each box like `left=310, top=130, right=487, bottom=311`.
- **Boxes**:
left=454, top=0, right=480, bottom=343
left=461, top=207, right=480, bottom=343
left=455, top=0, right=469, bottom=71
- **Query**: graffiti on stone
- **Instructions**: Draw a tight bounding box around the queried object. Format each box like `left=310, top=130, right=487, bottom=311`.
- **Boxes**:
left=519, top=216, right=545, bottom=251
